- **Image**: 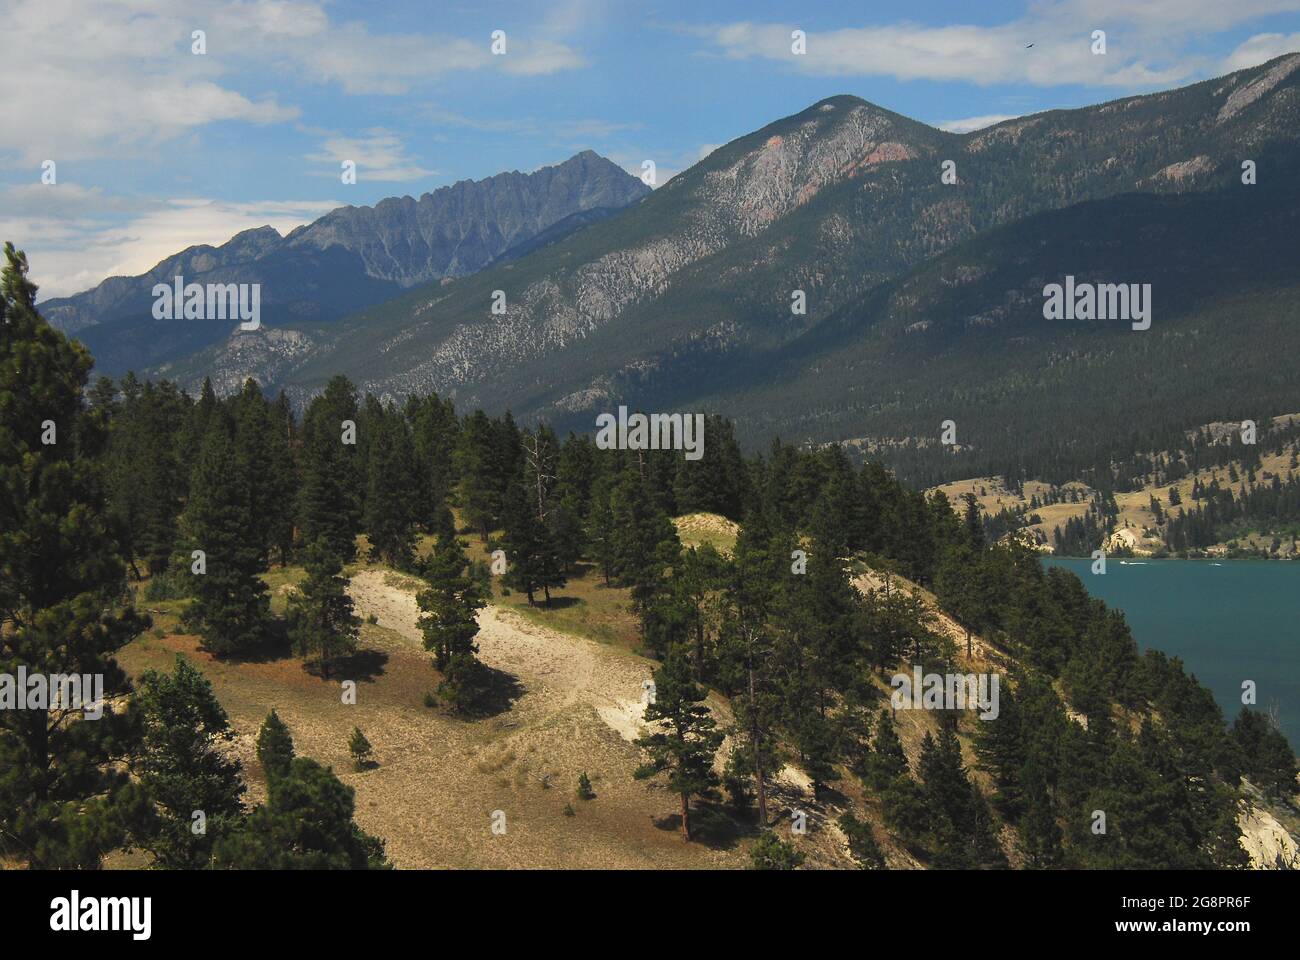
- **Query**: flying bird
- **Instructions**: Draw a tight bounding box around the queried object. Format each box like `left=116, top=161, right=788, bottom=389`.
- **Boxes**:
left=1026, top=42, right=1035, bottom=48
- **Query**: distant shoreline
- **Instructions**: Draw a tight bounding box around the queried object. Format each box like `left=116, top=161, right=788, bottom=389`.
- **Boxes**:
left=1049, top=555, right=1298, bottom=562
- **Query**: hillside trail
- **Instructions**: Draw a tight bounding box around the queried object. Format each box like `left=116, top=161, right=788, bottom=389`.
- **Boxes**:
left=851, top=568, right=998, bottom=667
left=347, top=569, right=656, bottom=742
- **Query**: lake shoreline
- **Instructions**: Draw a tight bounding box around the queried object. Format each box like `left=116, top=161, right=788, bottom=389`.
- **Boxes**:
left=1043, top=557, right=1299, bottom=749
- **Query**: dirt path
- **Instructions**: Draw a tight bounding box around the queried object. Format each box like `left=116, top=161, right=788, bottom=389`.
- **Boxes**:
left=347, top=570, right=658, bottom=741
left=118, top=566, right=753, bottom=868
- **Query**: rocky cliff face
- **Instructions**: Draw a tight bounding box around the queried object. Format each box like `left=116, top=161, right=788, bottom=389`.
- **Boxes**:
left=43, top=225, right=285, bottom=334
left=284, top=150, right=651, bottom=286
left=39, top=151, right=650, bottom=356
left=273, top=96, right=952, bottom=406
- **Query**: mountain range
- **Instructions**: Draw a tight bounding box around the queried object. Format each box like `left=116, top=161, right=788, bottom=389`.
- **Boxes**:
left=50, top=53, right=1300, bottom=484
left=43, top=150, right=649, bottom=380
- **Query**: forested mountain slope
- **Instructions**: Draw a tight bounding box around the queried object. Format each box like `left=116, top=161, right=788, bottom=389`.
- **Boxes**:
left=144, top=54, right=1300, bottom=492
left=42, top=152, right=650, bottom=377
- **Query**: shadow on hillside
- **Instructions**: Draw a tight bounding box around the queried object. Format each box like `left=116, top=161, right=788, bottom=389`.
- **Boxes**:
left=307, top=648, right=389, bottom=683
left=652, top=802, right=757, bottom=851
left=460, top=663, right=525, bottom=719
left=527, top=595, right=581, bottom=610
left=214, top=622, right=291, bottom=664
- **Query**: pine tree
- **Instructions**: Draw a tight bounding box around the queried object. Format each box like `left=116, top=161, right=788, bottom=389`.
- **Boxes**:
left=674, top=544, right=725, bottom=681
left=749, top=830, right=805, bottom=869
left=722, top=519, right=785, bottom=825
left=1019, top=760, right=1064, bottom=868
left=550, top=489, right=586, bottom=573
left=348, top=727, right=373, bottom=771
left=611, top=468, right=681, bottom=632
left=177, top=376, right=218, bottom=486
left=500, top=474, right=565, bottom=605
left=0, top=243, right=150, bottom=867
left=934, top=543, right=991, bottom=659
left=672, top=414, right=748, bottom=519
left=455, top=410, right=503, bottom=542
left=363, top=403, right=419, bottom=566
left=134, top=656, right=246, bottom=868
left=256, top=710, right=296, bottom=782
left=633, top=648, right=723, bottom=841
left=267, top=391, right=298, bottom=566
left=137, top=382, right=189, bottom=575
left=181, top=412, right=270, bottom=655
left=511, top=426, right=568, bottom=603
left=556, top=431, right=597, bottom=506
left=406, top=392, right=459, bottom=529
left=962, top=493, right=985, bottom=550
left=1232, top=707, right=1299, bottom=799
left=585, top=472, right=618, bottom=586
left=298, top=375, right=363, bottom=561
left=231, top=379, right=290, bottom=569
left=865, top=710, right=910, bottom=789
left=770, top=490, right=856, bottom=796
left=838, top=811, right=887, bottom=869
left=104, top=380, right=187, bottom=578
left=213, top=757, right=388, bottom=869
left=974, top=674, right=1026, bottom=816
left=287, top=539, right=360, bottom=678
left=919, top=726, right=1006, bottom=868
left=417, top=529, right=488, bottom=712
left=881, top=773, right=931, bottom=850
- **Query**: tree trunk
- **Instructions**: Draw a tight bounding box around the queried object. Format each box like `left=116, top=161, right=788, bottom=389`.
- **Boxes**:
left=748, top=649, right=768, bottom=827
left=966, top=626, right=972, bottom=658
left=680, top=792, right=691, bottom=841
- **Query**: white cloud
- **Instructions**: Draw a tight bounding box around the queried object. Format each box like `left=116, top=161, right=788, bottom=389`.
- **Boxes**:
left=307, top=131, right=438, bottom=182
left=0, top=187, right=339, bottom=300
left=1059, top=0, right=1300, bottom=32
left=0, top=183, right=170, bottom=219
left=417, top=107, right=643, bottom=141
left=2, top=0, right=297, bottom=163
left=938, top=114, right=1021, bottom=133
left=690, top=2, right=1300, bottom=88
left=1, top=0, right=586, bottom=163
left=697, top=21, right=1185, bottom=87
left=1221, top=32, right=1300, bottom=71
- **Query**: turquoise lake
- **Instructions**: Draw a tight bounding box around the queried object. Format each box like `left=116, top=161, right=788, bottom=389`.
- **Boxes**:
left=1042, top=558, right=1299, bottom=748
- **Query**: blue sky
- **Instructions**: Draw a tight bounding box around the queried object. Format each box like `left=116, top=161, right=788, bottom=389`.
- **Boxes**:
left=3, top=0, right=1299, bottom=299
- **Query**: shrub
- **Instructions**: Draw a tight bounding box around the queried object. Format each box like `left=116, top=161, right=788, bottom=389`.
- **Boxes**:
left=749, top=831, right=804, bottom=870
left=348, top=726, right=374, bottom=771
